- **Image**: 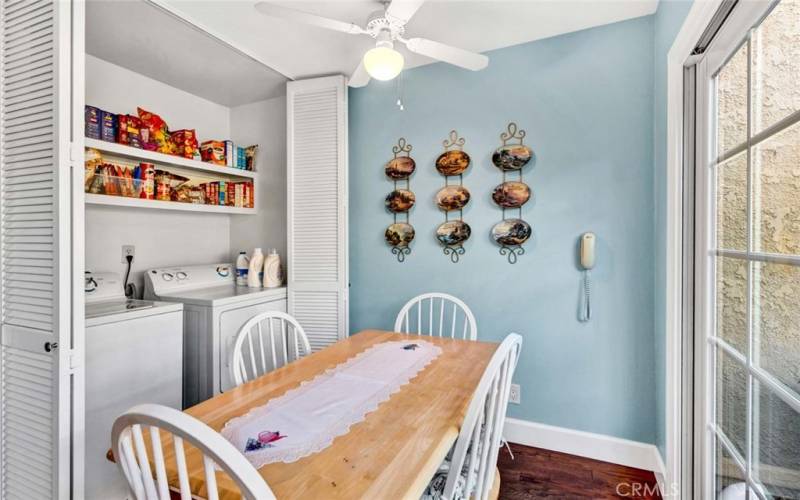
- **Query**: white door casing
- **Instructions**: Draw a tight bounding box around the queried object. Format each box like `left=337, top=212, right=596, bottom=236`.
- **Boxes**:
left=0, top=0, right=84, bottom=498
left=286, top=75, right=348, bottom=350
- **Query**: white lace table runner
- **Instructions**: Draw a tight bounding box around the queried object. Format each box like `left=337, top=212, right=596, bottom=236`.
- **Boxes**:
left=221, top=339, right=442, bottom=467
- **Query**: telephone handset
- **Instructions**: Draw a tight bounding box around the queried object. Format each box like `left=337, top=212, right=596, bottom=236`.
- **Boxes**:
left=579, top=232, right=595, bottom=322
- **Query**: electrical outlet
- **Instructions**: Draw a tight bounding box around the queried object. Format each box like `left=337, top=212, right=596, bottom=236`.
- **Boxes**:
left=121, top=245, right=135, bottom=263
left=509, top=383, right=521, bottom=405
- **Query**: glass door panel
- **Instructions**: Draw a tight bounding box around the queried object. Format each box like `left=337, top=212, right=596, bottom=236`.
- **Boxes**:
left=716, top=437, right=748, bottom=497
left=716, top=347, right=748, bottom=457
left=715, top=256, right=748, bottom=355
left=751, top=122, right=800, bottom=255
left=751, top=0, right=800, bottom=135
left=717, top=43, right=749, bottom=155
left=716, top=153, right=748, bottom=251
left=752, top=261, right=800, bottom=393
left=753, top=381, right=800, bottom=498
left=704, top=1, right=800, bottom=498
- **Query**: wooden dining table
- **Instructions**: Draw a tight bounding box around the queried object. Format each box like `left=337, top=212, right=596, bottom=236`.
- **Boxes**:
left=159, top=329, right=498, bottom=499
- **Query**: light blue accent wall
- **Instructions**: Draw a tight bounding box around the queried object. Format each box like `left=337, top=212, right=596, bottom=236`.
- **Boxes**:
left=349, top=16, right=659, bottom=443
left=652, top=0, right=694, bottom=459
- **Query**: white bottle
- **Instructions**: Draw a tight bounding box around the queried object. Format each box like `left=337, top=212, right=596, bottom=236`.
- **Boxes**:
left=247, top=248, right=264, bottom=288
left=263, top=248, right=282, bottom=288
left=235, top=251, right=249, bottom=286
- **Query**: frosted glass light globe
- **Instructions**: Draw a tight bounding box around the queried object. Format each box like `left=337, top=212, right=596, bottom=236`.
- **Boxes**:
left=363, top=46, right=404, bottom=81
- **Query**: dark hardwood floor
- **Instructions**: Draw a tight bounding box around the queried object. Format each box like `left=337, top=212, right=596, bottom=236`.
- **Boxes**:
left=497, top=443, right=662, bottom=499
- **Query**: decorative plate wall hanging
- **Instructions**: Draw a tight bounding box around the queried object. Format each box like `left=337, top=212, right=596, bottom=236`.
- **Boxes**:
left=384, top=138, right=416, bottom=262
left=435, top=130, right=472, bottom=263
left=491, top=123, right=533, bottom=263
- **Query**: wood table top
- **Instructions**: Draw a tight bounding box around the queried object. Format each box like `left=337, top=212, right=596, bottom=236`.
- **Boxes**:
left=166, top=330, right=498, bottom=500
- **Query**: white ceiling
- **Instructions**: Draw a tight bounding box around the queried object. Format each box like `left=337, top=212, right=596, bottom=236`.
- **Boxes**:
left=86, top=0, right=288, bottom=107
left=161, top=0, right=659, bottom=78
left=87, top=0, right=659, bottom=106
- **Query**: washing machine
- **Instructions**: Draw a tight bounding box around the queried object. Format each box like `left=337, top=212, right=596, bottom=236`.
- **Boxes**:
left=143, top=263, right=287, bottom=407
left=84, top=271, right=183, bottom=499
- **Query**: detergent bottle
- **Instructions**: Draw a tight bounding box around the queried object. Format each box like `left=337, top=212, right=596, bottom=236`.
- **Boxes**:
left=235, top=251, right=249, bottom=286
left=263, top=248, right=282, bottom=288
left=247, top=248, right=264, bottom=288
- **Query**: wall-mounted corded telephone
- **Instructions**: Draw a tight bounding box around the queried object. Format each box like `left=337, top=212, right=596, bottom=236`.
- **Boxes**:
left=579, top=232, right=595, bottom=322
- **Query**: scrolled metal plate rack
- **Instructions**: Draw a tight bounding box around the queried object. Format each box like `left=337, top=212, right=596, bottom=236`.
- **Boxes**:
left=435, top=130, right=472, bottom=263
left=491, top=122, right=533, bottom=264
left=384, top=137, right=416, bottom=262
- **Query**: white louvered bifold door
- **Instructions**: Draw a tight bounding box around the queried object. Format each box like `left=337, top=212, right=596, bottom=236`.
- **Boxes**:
left=0, top=0, right=84, bottom=498
left=287, top=76, right=348, bottom=351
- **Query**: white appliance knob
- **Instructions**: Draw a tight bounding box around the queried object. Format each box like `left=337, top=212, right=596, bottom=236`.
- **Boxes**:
left=162, top=273, right=174, bottom=281
left=176, top=272, right=187, bottom=280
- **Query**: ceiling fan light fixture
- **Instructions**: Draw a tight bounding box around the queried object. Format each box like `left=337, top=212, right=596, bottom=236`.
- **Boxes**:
left=363, top=41, right=404, bottom=81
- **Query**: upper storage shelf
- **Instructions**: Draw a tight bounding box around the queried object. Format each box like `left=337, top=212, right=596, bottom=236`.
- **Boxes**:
left=85, top=138, right=256, bottom=179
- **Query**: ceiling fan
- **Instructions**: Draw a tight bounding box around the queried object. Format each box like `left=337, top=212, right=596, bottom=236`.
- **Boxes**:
left=254, top=0, right=489, bottom=87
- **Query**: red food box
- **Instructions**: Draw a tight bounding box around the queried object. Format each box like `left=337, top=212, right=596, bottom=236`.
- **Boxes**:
left=126, top=115, right=144, bottom=149
left=200, top=141, right=226, bottom=165
left=226, top=182, right=236, bottom=207
left=116, top=115, right=129, bottom=145
left=171, top=129, right=198, bottom=159
left=244, top=182, right=254, bottom=208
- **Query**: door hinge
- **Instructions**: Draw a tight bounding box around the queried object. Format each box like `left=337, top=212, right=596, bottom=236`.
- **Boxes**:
left=69, top=350, right=82, bottom=370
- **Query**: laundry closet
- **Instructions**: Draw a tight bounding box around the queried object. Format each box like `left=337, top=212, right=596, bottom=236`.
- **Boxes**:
left=78, top=1, right=345, bottom=498
left=0, top=0, right=347, bottom=495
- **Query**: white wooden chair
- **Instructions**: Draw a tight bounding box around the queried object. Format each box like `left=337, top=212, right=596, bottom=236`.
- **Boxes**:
left=231, top=311, right=312, bottom=387
left=394, top=292, right=478, bottom=340
left=111, top=404, right=276, bottom=500
left=424, top=333, right=523, bottom=500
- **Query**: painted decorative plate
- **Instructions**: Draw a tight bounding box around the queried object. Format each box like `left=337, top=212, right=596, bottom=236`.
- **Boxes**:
left=436, top=220, right=472, bottom=246
left=492, top=144, right=532, bottom=171
left=491, top=219, right=531, bottom=245
left=435, top=150, right=471, bottom=176
left=385, top=156, right=416, bottom=180
left=385, top=189, right=416, bottom=213
left=435, top=185, right=471, bottom=211
left=492, top=181, right=531, bottom=208
left=385, top=222, right=415, bottom=247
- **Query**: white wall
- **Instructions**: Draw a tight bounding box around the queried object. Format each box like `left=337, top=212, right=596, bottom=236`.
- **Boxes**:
left=229, top=96, right=287, bottom=261
left=85, top=55, right=232, bottom=295
left=85, top=55, right=230, bottom=139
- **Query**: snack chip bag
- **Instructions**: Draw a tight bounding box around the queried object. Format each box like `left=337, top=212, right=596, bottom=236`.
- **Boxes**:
left=244, top=145, right=258, bottom=171
left=84, top=148, right=103, bottom=191
left=138, top=107, right=177, bottom=155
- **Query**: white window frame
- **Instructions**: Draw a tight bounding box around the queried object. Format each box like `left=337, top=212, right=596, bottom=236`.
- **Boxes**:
left=666, top=4, right=727, bottom=495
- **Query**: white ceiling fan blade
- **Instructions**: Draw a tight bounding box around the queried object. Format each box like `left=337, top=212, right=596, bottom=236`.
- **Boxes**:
left=385, top=0, right=426, bottom=24
left=403, top=37, right=488, bottom=71
left=254, top=2, right=366, bottom=35
left=348, top=59, right=371, bottom=88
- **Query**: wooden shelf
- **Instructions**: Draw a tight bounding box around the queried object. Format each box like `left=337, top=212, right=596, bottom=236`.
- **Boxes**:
left=85, top=193, right=256, bottom=214
left=85, top=138, right=256, bottom=179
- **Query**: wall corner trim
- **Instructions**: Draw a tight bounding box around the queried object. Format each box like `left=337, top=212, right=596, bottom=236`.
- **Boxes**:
left=504, top=418, right=666, bottom=475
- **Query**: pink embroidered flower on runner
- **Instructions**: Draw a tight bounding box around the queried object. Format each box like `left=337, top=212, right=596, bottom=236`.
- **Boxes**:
left=221, top=340, right=442, bottom=467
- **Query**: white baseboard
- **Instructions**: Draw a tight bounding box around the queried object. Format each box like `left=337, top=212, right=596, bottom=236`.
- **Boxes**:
left=504, top=418, right=666, bottom=476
